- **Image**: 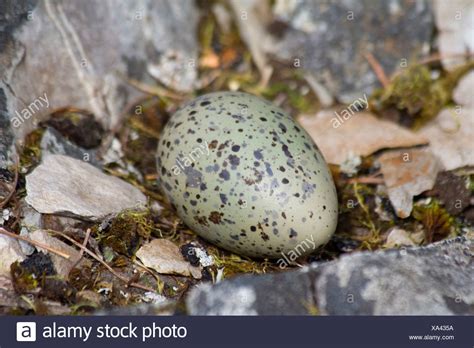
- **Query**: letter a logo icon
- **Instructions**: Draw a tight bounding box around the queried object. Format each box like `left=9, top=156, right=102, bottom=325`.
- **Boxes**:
left=16, top=322, right=37, bottom=342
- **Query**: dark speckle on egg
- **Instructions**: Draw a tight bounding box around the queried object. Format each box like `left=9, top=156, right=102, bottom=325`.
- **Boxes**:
left=156, top=91, right=338, bottom=258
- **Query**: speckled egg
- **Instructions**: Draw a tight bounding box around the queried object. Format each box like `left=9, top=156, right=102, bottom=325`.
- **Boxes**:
left=157, top=92, right=338, bottom=258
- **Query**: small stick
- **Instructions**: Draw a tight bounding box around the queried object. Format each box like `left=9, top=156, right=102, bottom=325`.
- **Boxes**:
left=120, top=74, right=186, bottom=100
left=365, top=52, right=390, bottom=88
left=48, top=229, right=155, bottom=293
left=0, top=227, right=71, bottom=260
left=390, top=53, right=474, bottom=80
left=346, top=176, right=385, bottom=184
left=416, top=52, right=474, bottom=66
left=69, top=228, right=92, bottom=271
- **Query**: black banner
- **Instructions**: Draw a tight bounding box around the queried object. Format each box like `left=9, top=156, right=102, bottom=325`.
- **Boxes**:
left=1, top=316, right=472, bottom=347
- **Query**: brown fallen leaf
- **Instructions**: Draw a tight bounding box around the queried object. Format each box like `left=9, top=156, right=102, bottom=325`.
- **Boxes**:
left=298, top=111, right=428, bottom=165
left=136, top=239, right=202, bottom=279
left=418, top=107, right=474, bottom=171
left=377, top=148, right=441, bottom=218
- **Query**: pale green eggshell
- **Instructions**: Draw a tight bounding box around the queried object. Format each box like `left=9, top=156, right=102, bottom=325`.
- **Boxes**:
left=157, top=92, right=338, bottom=258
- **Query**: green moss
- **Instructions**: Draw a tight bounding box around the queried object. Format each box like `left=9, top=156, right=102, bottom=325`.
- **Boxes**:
left=19, top=129, right=44, bottom=171
left=10, top=261, right=38, bottom=293
left=206, top=246, right=274, bottom=279
left=95, top=210, right=158, bottom=256
left=412, top=200, right=457, bottom=244
left=370, top=61, right=474, bottom=129
left=261, top=80, right=315, bottom=113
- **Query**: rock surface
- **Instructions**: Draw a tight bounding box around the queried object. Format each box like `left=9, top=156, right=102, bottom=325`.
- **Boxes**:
left=453, top=70, right=474, bottom=107
left=186, top=237, right=473, bottom=315
left=136, top=239, right=202, bottom=279
left=0, top=276, right=20, bottom=309
left=40, top=127, right=100, bottom=166
left=25, top=155, right=146, bottom=220
left=187, top=270, right=314, bottom=315
left=0, top=0, right=199, bottom=142
left=433, top=0, right=474, bottom=70
left=269, top=0, right=433, bottom=102
left=0, top=234, right=25, bottom=277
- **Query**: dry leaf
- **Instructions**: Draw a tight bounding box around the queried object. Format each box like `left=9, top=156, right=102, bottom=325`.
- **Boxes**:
left=298, top=111, right=428, bottom=165
left=418, top=107, right=474, bottom=170
left=377, top=148, right=441, bottom=218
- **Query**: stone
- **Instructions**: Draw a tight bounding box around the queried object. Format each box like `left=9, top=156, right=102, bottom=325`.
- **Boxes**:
left=268, top=0, right=433, bottom=102
left=315, top=237, right=473, bottom=315
left=18, top=227, right=35, bottom=256
left=418, top=107, right=474, bottom=170
left=453, top=70, right=474, bottom=107
left=40, top=127, right=100, bottom=166
left=187, top=270, right=315, bottom=315
left=298, top=111, right=428, bottom=165
left=25, top=155, right=146, bottom=220
left=0, top=234, right=25, bottom=277
left=384, top=227, right=417, bottom=248
left=0, top=0, right=199, bottom=143
left=0, top=89, right=15, bottom=169
left=377, top=148, right=441, bottom=218
left=186, top=238, right=474, bottom=315
left=433, top=0, right=474, bottom=70
left=0, top=275, right=20, bottom=308
left=136, top=239, right=202, bottom=279
left=433, top=171, right=471, bottom=215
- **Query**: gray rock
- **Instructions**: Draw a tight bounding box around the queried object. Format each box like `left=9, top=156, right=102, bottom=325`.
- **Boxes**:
left=40, top=127, right=100, bottom=166
left=0, top=0, right=199, bottom=142
left=187, top=269, right=315, bottom=315
left=186, top=238, right=473, bottom=315
left=315, top=238, right=473, bottom=315
left=0, top=89, right=15, bottom=168
left=269, top=0, right=433, bottom=103
left=453, top=70, right=474, bottom=107
left=0, top=0, right=34, bottom=167
left=0, top=234, right=26, bottom=277
left=25, top=154, right=146, bottom=221
left=433, top=0, right=474, bottom=70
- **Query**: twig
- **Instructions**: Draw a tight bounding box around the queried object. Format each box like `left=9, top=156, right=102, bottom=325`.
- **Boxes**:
left=390, top=53, right=474, bottom=80
left=415, top=52, right=474, bottom=66
left=365, top=52, right=390, bottom=88
left=47, top=229, right=155, bottom=293
left=69, top=228, right=91, bottom=271
left=345, top=176, right=384, bottom=184
left=0, top=155, right=19, bottom=209
left=0, top=227, right=71, bottom=260
left=120, top=74, right=187, bottom=100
